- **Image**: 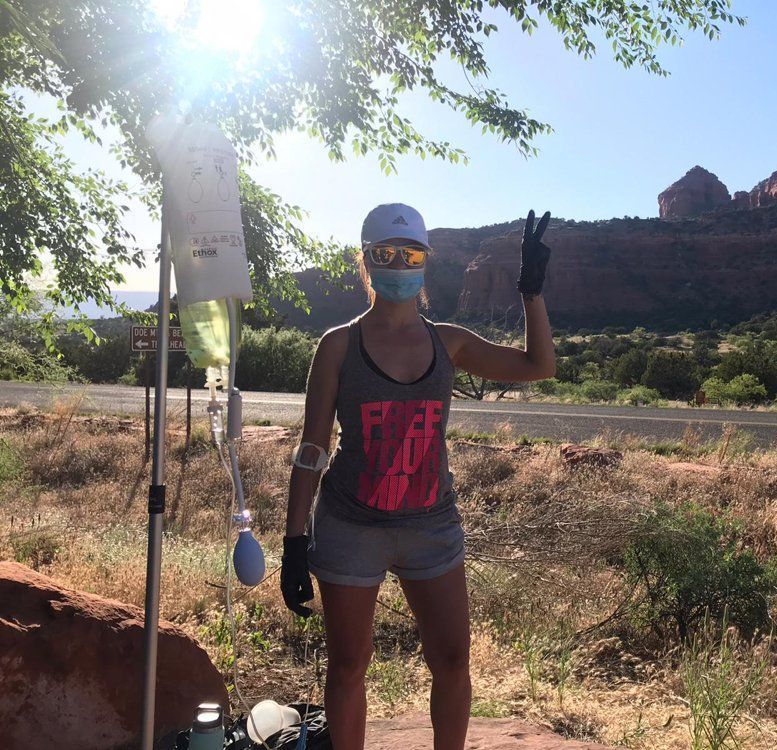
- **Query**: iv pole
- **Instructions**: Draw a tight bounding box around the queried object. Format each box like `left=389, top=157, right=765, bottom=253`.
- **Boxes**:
left=140, top=199, right=172, bottom=750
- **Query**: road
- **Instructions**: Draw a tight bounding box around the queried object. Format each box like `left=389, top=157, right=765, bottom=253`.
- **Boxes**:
left=3, top=381, right=776, bottom=449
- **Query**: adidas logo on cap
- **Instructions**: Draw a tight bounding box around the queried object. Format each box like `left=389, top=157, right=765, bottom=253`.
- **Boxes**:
left=361, top=203, right=428, bottom=247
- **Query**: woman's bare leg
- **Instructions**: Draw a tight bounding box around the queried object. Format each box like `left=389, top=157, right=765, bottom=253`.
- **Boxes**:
left=317, top=579, right=380, bottom=750
left=400, top=564, right=471, bottom=750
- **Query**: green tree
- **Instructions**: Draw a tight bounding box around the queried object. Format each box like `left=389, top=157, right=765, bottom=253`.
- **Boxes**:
left=0, top=0, right=745, bottom=345
left=642, top=350, right=701, bottom=400
left=611, top=347, right=648, bottom=387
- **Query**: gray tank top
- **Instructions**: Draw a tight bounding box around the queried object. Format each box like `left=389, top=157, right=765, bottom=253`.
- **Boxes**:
left=319, top=315, right=458, bottom=527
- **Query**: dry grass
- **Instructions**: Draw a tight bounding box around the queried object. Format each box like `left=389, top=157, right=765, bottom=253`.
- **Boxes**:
left=2, top=402, right=777, bottom=749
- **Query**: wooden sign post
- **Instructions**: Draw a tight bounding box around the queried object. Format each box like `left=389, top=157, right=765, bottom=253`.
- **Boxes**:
left=131, top=325, right=189, bottom=461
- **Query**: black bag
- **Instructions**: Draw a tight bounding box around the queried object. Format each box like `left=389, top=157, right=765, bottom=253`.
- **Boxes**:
left=175, top=703, right=331, bottom=750
left=256, top=703, right=331, bottom=749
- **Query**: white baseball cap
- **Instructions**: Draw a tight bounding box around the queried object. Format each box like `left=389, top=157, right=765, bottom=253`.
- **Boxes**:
left=361, top=203, right=430, bottom=248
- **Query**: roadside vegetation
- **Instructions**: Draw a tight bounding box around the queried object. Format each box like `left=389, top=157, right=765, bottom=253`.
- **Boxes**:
left=1, top=403, right=776, bottom=749
left=3, top=310, right=776, bottom=409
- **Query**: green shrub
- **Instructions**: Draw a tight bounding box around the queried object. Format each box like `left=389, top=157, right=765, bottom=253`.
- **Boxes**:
left=616, top=385, right=662, bottom=406
left=702, top=374, right=768, bottom=406
left=724, top=374, right=768, bottom=405
left=235, top=326, right=315, bottom=392
left=533, top=378, right=559, bottom=395
left=715, top=339, right=777, bottom=398
left=578, top=361, right=603, bottom=381
left=700, top=377, right=729, bottom=405
left=57, top=332, right=134, bottom=383
left=12, top=531, right=60, bottom=569
left=580, top=379, right=618, bottom=402
left=551, top=381, right=585, bottom=402
left=118, top=369, right=139, bottom=385
left=0, top=340, right=78, bottom=382
left=624, top=503, right=776, bottom=641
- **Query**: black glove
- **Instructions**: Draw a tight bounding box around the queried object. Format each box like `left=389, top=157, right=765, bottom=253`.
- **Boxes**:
left=518, top=209, right=552, bottom=295
left=280, top=535, right=314, bottom=618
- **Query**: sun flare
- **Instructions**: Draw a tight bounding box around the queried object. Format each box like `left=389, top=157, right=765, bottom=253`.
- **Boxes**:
left=150, top=0, right=267, bottom=53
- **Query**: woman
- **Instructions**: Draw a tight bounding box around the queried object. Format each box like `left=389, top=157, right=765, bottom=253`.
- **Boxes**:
left=281, top=203, right=555, bottom=750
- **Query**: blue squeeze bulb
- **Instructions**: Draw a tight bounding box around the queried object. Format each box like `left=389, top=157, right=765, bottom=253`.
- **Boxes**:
left=233, top=529, right=266, bottom=586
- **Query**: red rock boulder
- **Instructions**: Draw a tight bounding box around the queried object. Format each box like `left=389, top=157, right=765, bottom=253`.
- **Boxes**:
left=560, top=444, right=623, bottom=469
left=658, top=165, right=731, bottom=218
left=366, top=712, right=614, bottom=749
left=0, top=561, right=227, bottom=750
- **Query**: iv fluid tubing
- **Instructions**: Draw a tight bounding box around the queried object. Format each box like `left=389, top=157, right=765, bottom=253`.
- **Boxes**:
left=225, top=298, right=247, bottom=518
left=227, top=297, right=238, bottom=395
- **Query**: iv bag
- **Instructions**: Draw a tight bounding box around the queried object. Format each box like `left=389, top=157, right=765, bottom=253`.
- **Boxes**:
left=145, top=114, right=253, bottom=308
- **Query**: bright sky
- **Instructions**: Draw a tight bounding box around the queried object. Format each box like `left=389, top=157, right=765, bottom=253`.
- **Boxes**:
left=34, top=0, right=777, bottom=291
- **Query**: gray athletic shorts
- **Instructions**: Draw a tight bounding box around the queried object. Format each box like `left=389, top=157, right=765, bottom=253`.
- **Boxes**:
left=307, top=499, right=466, bottom=587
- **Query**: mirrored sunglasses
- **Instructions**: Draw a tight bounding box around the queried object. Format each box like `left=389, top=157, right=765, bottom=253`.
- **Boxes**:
left=367, top=243, right=427, bottom=267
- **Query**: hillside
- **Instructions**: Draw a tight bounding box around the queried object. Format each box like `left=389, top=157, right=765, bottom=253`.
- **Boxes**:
left=274, top=202, right=777, bottom=332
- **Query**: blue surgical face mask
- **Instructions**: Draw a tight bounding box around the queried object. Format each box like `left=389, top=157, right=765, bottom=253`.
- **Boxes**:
left=369, top=267, right=425, bottom=303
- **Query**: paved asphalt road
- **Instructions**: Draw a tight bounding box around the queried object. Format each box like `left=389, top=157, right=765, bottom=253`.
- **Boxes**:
left=3, top=381, right=776, bottom=449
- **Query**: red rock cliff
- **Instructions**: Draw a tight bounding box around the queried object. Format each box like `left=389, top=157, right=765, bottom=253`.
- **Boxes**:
left=273, top=170, right=777, bottom=332
left=658, top=166, right=731, bottom=218
left=457, top=208, right=777, bottom=329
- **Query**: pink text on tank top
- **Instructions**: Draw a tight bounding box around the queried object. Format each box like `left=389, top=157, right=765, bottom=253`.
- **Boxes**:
left=358, top=399, right=443, bottom=511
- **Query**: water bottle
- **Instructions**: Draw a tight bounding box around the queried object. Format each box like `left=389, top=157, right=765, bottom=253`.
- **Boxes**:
left=188, top=703, right=225, bottom=750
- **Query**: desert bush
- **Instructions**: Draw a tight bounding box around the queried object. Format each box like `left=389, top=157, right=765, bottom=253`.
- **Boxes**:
left=57, top=332, right=134, bottom=383
left=716, top=339, right=777, bottom=398
left=0, top=340, right=79, bottom=382
left=533, top=377, right=559, bottom=395
left=703, top=374, right=768, bottom=406
left=617, top=385, right=662, bottom=406
left=235, top=326, right=315, bottom=392
left=701, top=377, right=730, bottom=406
left=580, top=379, right=618, bottom=402
left=27, top=432, right=139, bottom=488
left=11, top=529, right=60, bottom=569
left=624, top=503, right=777, bottom=641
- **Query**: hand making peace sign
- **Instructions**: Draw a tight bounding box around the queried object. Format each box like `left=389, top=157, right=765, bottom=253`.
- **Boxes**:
left=518, top=209, right=552, bottom=296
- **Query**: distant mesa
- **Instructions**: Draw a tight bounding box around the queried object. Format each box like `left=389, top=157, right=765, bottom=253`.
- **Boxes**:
left=659, top=165, right=777, bottom=218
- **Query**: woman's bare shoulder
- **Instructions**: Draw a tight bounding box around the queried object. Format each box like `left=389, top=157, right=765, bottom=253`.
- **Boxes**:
left=428, top=321, right=471, bottom=364
left=314, top=323, right=351, bottom=367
